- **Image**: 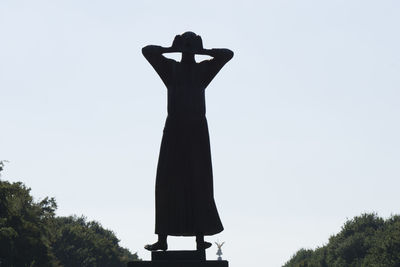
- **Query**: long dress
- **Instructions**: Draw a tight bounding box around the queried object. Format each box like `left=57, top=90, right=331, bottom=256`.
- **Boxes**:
left=143, top=47, right=231, bottom=236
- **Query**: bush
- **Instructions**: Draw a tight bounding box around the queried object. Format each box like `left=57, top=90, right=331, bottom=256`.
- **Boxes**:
left=0, top=179, right=139, bottom=267
left=284, top=213, right=400, bottom=267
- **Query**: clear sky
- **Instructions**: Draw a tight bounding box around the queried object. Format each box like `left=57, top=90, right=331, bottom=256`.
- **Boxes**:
left=1, top=1, right=399, bottom=266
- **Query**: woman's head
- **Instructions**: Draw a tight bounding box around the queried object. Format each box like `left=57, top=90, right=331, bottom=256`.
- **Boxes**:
left=172, top=32, right=203, bottom=52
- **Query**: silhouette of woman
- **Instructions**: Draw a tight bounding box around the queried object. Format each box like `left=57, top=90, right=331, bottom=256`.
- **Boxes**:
left=142, top=32, right=233, bottom=251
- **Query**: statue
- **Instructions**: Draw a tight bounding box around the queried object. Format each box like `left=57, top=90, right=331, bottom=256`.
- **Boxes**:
left=142, top=32, right=233, bottom=252
left=215, top=242, right=225, bottom=261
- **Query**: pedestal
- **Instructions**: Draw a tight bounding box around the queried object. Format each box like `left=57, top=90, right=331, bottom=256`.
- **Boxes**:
left=127, top=250, right=228, bottom=267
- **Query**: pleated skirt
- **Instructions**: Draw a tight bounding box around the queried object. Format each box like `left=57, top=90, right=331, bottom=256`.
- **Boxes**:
left=154, top=115, right=223, bottom=236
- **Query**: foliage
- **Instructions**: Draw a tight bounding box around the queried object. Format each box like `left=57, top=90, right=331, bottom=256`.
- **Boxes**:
left=0, top=178, right=139, bottom=267
left=0, top=160, right=9, bottom=177
left=0, top=180, right=58, bottom=266
left=283, top=213, right=400, bottom=267
left=52, top=216, right=138, bottom=267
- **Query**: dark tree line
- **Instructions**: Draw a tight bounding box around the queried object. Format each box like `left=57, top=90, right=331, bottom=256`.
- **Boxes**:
left=284, top=213, right=400, bottom=267
left=0, top=166, right=139, bottom=267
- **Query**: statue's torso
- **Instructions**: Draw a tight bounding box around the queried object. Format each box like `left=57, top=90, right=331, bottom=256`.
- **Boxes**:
left=166, top=62, right=207, bottom=117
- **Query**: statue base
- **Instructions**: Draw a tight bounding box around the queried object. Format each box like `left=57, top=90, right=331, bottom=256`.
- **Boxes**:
left=127, top=250, right=228, bottom=267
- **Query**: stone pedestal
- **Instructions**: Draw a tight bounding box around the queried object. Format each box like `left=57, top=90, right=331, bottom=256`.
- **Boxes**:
left=127, top=250, right=228, bottom=267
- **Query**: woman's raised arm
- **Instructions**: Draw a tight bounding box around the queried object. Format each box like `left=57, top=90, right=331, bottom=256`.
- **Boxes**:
left=198, top=48, right=234, bottom=63
left=142, top=45, right=177, bottom=87
left=142, top=45, right=181, bottom=58
left=198, top=48, right=234, bottom=87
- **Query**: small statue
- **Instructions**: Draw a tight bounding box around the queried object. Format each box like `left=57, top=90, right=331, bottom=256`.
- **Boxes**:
left=215, top=241, right=225, bottom=261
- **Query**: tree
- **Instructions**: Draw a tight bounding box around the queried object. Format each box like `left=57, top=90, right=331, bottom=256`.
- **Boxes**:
left=52, top=216, right=138, bottom=267
left=0, top=180, right=58, bottom=266
left=284, top=213, right=400, bottom=267
left=0, top=160, right=9, bottom=177
left=0, top=173, right=139, bottom=266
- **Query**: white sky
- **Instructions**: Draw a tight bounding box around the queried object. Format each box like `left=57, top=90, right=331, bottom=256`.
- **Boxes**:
left=1, top=1, right=399, bottom=266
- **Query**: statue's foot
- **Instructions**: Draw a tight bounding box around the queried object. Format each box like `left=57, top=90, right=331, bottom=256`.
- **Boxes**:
left=197, top=241, right=212, bottom=250
left=144, top=241, right=168, bottom=251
